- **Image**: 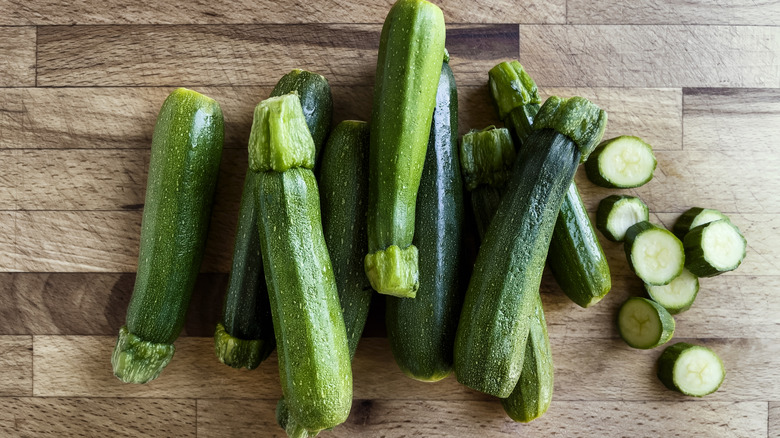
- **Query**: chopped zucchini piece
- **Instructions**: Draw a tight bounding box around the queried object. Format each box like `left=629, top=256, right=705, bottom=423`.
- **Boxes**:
left=645, top=268, right=699, bottom=314
left=684, top=219, right=746, bottom=277
left=585, top=136, right=656, bottom=188
left=657, top=342, right=725, bottom=397
left=617, top=297, right=675, bottom=349
left=673, top=207, right=730, bottom=239
left=624, top=221, right=684, bottom=286
left=596, top=195, right=649, bottom=242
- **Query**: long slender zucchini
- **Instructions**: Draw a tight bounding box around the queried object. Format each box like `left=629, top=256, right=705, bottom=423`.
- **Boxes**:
left=489, top=61, right=611, bottom=309
left=215, top=69, right=333, bottom=370
left=365, top=0, right=446, bottom=298
left=454, top=96, right=607, bottom=397
left=252, top=94, right=351, bottom=434
left=112, top=88, right=224, bottom=384
left=386, top=61, right=465, bottom=382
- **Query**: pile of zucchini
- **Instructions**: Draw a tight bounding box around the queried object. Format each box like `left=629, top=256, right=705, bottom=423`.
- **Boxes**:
left=110, top=0, right=748, bottom=433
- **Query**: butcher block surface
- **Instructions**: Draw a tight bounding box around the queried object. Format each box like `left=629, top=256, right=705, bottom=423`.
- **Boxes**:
left=1, top=1, right=779, bottom=436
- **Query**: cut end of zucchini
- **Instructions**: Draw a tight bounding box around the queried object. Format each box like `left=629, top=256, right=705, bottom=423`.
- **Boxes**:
left=645, top=268, right=700, bottom=314
left=459, top=126, right=516, bottom=191
left=248, top=93, right=316, bottom=173
left=684, top=219, right=746, bottom=277
left=213, top=322, right=270, bottom=370
left=364, top=244, right=419, bottom=298
left=532, top=96, right=607, bottom=162
left=658, top=343, right=725, bottom=397
left=625, top=222, right=685, bottom=286
left=586, top=136, right=656, bottom=188
left=488, top=60, right=541, bottom=120
left=597, top=195, right=649, bottom=242
left=111, top=326, right=175, bottom=384
left=617, top=297, right=675, bottom=349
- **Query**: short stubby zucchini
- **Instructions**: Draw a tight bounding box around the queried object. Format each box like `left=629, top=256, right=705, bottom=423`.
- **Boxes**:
left=617, top=297, right=675, bottom=349
left=586, top=136, right=656, bottom=188
left=684, top=219, right=746, bottom=277
left=365, top=0, right=446, bottom=298
left=657, top=342, right=726, bottom=397
left=673, top=207, right=730, bottom=240
left=624, top=221, right=685, bottom=286
left=386, top=61, right=465, bottom=382
left=597, top=195, right=650, bottom=242
left=112, top=88, right=224, bottom=384
left=645, top=268, right=700, bottom=314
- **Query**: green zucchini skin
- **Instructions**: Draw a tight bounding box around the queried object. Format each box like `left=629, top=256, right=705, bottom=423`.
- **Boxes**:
left=454, top=129, right=581, bottom=398
left=365, top=0, right=446, bottom=297
left=547, top=183, right=612, bottom=308
left=257, top=167, right=352, bottom=433
left=113, top=88, right=224, bottom=384
left=270, top=69, right=333, bottom=162
left=386, top=62, right=465, bottom=382
left=673, top=207, right=730, bottom=240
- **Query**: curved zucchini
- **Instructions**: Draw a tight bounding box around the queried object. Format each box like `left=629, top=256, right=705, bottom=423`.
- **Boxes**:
left=454, top=96, right=606, bottom=397
left=386, top=61, right=465, bottom=382
left=253, top=94, right=351, bottom=434
left=112, top=88, right=224, bottom=384
left=365, top=0, right=446, bottom=298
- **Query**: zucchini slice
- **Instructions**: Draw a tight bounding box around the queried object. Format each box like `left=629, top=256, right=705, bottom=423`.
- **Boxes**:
left=684, top=219, right=746, bottom=277
left=673, top=207, right=730, bottom=240
left=585, top=136, right=656, bottom=188
left=596, top=195, right=649, bottom=242
left=645, top=268, right=699, bottom=314
left=657, top=342, right=725, bottom=397
left=617, top=297, right=675, bottom=349
left=624, top=221, right=685, bottom=286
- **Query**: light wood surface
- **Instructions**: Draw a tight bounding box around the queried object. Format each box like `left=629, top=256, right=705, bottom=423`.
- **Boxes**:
left=0, top=0, right=778, bottom=436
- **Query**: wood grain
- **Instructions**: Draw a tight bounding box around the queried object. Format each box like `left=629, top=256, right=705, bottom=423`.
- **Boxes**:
left=0, top=336, right=32, bottom=396
left=0, top=0, right=565, bottom=25
left=0, top=397, right=196, bottom=437
left=567, top=0, right=780, bottom=25
left=0, top=27, right=36, bottom=87
left=770, top=403, right=779, bottom=436
left=37, top=25, right=517, bottom=87
left=521, top=25, right=780, bottom=88
left=684, top=88, right=780, bottom=152
left=199, top=399, right=768, bottom=438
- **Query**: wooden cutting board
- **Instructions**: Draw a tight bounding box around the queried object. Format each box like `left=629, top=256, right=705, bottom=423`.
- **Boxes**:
left=1, top=1, right=779, bottom=436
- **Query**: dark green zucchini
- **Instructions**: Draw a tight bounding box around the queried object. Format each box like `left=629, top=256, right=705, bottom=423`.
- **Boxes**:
left=112, top=88, right=224, bottom=384
left=454, top=96, right=606, bottom=398
left=386, top=61, right=465, bottom=382
left=365, top=0, right=446, bottom=298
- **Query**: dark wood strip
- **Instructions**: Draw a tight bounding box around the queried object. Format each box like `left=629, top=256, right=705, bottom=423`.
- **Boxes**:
left=0, top=336, right=32, bottom=396
left=0, top=27, right=35, bottom=87
left=567, top=0, right=780, bottom=25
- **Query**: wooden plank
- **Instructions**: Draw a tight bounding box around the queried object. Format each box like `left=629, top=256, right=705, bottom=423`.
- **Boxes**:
left=684, top=88, right=780, bottom=152
left=567, top=0, right=780, bottom=25
left=0, top=0, right=565, bottom=25
left=770, top=403, right=779, bottom=436
left=520, top=25, right=780, bottom=88
left=0, top=27, right=36, bottom=87
left=37, top=25, right=517, bottom=87
left=0, top=336, right=32, bottom=396
left=0, top=397, right=196, bottom=437
left=32, top=336, right=487, bottom=401
left=198, top=399, right=767, bottom=438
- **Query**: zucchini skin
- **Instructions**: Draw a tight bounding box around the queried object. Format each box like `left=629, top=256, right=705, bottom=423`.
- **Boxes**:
left=257, top=168, right=352, bottom=432
left=365, top=0, right=446, bottom=297
left=454, top=129, right=581, bottom=398
left=547, top=183, right=612, bottom=308
left=386, top=62, right=465, bottom=382
left=113, top=88, right=223, bottom=384
left=683, top=219, right=746, bottom=277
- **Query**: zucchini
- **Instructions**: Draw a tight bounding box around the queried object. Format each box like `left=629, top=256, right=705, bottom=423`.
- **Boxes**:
left=673, top=207, right=731, bottom=240
left=645, top=268, right=700, bottom=314
left=215, top=70, right=333, bottom=370
left=624, top=221, right=685, bottom=286
left=585, top=136, right=657, bottom=188
left=596, top=195, right=650, bottom=242
left=386, top=61, right=465, bottom=382
left=617, top=297, right=675, bottom=349
left=489, top=60, right=611, bottom=309
left=252, top=94, right=351, bottom=434
left=657, top=342, right=726, bottom=397
left=454, top=96, right=607, bottom=397
left=684, top=219, right=746, bottom=277
left=365, top=0, right=446, bottom=298
left=112, top=88, right=224, bottom=384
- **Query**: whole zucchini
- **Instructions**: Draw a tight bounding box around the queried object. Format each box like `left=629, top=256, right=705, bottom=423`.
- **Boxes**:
left=454, top=96, right=606, bottom=397
left=365, top=0, right=446, bottom=298
left=252, top=93, right=351, bottom=434
left=386, top=61, right=465, bottom=382
left=215, top=69, right=333, bottom=370
left=112, top=88, right=224, bottom=384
